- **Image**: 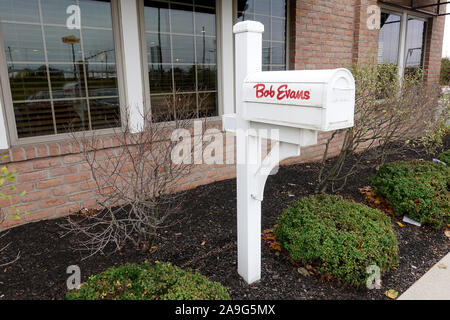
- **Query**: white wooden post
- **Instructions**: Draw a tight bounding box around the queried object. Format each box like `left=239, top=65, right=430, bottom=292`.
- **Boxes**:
left=234, top=21, right=264, bottom=284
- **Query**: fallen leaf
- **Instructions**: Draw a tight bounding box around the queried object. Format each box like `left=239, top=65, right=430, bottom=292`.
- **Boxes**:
left=269, top=242, right=281, bottom=251
left=396, top=222, right=405, bottom=227
left=201, top=241, right=206, bottom=246
left=438, top=264, right=447, bottom=269
left=297, top=267, right=310, bottom=277
left=385, top=289, right=398, bottom=299
left=305, top=265, right=317, bottom=274
left=445, top=230, right=450, bottom=238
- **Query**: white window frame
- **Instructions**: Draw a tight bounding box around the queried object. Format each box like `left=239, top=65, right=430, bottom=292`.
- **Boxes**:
left=379, top=6, right=428, bottom=79
left=0, top=0, right=127, bottom=147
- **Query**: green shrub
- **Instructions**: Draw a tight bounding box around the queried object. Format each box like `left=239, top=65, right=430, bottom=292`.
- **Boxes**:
left=66, top=262, right=231, bottom=300
left=274, top=195, right=398, bottom=287
left=370, top=160, right=449, bottom=229
left=440, top=57, right=450, bottom=85
left=438, top=150, right=450, bottom=165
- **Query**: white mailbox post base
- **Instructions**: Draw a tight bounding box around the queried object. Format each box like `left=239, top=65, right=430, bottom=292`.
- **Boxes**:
left=225, top=21, right=355, bottom=285
left=222, top=115, right=317, bottom=284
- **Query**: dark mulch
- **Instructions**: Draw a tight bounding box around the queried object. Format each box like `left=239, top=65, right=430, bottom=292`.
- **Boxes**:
left=0, top=140, right=449, bottom=300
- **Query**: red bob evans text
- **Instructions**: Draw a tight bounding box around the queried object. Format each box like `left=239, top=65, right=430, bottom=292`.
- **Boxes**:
left=253, top=84, right=311, bottom=101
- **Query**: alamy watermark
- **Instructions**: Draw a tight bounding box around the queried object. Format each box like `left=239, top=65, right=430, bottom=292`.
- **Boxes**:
left=66, top=265, right=81, bottom=290
left=367, top=5, right=381, bottom=30
left=366, top=264, right=382, bottom=290
left=170, top=121, right=282, bottom=173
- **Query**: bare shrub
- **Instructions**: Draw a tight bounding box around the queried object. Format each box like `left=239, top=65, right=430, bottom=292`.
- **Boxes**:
left=62, top=95, right=208, bottom=258
left=316, top=64, right=448, bottom=193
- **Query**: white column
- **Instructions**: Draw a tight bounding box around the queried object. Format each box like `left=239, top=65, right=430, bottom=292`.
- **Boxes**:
left=0, top=98, right=8, bottom=149
left=397, top=11, right=408, bottom=80
left=118, top=0, right=145, bottom=133
left=234, top=21, right=264, bottom=284
left=218, top=0, right=234, bottom=114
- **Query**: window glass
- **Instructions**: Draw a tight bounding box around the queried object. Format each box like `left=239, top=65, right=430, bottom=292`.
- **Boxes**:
left=405, top=17, right=426, bottom=74
left=378, top=12, right=427, bottom=78
left=144, top=0, right=218, bottom=120
left=237, top=0, right=287, bottom=71
left=378, top=12, right=401, bottom=65
left=0, top=0, right=120, bottom=139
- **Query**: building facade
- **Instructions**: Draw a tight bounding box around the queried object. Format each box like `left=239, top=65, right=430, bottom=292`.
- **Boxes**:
left=0, top=0, right=446, bottom=229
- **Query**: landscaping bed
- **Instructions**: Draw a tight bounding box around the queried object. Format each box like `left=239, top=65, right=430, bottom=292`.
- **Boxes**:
left=0, top=140, right=448, bottom=300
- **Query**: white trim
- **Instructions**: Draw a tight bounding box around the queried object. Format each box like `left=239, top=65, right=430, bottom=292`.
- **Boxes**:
left=0, top=86, right=9, bottom=150
left=398, top=11, right=408, bottom=79
left=218, top=0, right=234, bottom=114
left=117, top=0, right=145, bottom=132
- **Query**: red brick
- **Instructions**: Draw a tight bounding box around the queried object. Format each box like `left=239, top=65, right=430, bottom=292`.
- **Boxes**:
left=69, top=191, right=94, bottom=202
left=21, top=190, right=52, bottom=203
left=82, top=199, right=98, bottom=208
left=80, top=180, right=97, bottom=191
left=10, top=148, right=25, bottom=162
left=0, top=195, right=19, bottom=207
left=55, top=203, right=81, bottom=216
left=50, top=165, right=78, bottom=177
left=1, top=216, right=24, bottom=229
left=49, top=144, right=60, bottom=156
left=33, top=157, right=61, bottom=169
left=39, top=197, right=66, bottom=209
left=36, top=177, right=64, bottom=189
left=25, top=209, right=55, bottom=222
left=5, top=202, right=39, bottom=215
left=53, top=184, right=79, bottom=196
left=6, top=161, right=33, bottom=173
left=64, top=172, right=91, bottom=184
left=63, top=154, right=84, bottom=164
left=17, top=170, right=48, bottom=183
left=36, top=145, right=49, bottom=157
left=24, top=146, right=36, bottom=160
left=59, top=142, right=71, bottom=155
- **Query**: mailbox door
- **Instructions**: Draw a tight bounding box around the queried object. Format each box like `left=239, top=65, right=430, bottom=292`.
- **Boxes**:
left=323, top=69, right=355, bottom=131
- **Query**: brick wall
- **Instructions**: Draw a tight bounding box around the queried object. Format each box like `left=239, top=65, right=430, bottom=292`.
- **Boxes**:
left=0, top=119, right=344, bottom=231
left=290, top=0, right=446, bottom=82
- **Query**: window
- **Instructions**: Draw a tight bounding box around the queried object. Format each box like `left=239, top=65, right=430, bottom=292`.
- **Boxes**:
left=236, top=0, right=287, bottom=71
left=0, top=0, right=121, bottom=140
left=404, top=17, right=426, bottom=75
left=378, top=12, right=401, bottom=65
left=377, top=10, right=427, bottom=77
left=142, top=0, right=218, bottom=121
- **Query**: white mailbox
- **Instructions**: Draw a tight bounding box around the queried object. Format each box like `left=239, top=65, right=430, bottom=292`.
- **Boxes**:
left=226, top=20, right=356, bottom=285
left=242, top=68, right=355, bottom=131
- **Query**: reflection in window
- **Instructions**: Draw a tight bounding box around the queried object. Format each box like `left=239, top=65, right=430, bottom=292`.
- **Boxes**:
left=405, top=18, right=426, bottom=75
left=237, top=0, right=287, bottom=71
left=378, top=13, right=401, bottom=65
left=378, top=12, right=426, bottom=78
left=144, top=0, right=217, bottom=120
left=0, top=0, right=120, bottom=138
